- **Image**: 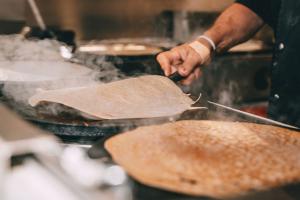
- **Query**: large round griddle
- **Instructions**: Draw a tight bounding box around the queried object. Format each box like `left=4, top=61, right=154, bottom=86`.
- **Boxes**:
left=74, top=38, right=178, bottom=76
left=0, top=36, right=200, bottom=144
left=27, top=107, right=207, bottom=144
left=1, top=84, right=207, bottom=144
left=130, top=179, right=300, bottom=200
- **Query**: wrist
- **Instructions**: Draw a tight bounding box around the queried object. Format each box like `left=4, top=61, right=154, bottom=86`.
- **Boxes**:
left=196, top=35, right=216, bottom=52
left=188, top=40, right=212, bottom=65
left=196, top=38, right=214, bottom=53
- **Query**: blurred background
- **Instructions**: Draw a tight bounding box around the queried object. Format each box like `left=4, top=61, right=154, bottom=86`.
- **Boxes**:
left=0, top=0, right=274, bottom=116
left=0, top=0, right=233, bottom=39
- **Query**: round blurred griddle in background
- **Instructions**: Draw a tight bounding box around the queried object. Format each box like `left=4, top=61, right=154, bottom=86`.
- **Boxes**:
left=74, top=38, right=178, bottom=76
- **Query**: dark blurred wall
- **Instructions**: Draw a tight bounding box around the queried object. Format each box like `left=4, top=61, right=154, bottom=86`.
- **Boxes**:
left=0, top=0, right=26, bottom=34
left=0, top=0, right=25, bottom=21
left=25, top=0, right=233, bottom=40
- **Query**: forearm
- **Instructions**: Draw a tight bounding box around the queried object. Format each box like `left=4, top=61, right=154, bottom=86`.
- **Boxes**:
left=157, top=3, right=265, bottom=85
left=203, top=3, right=264, bottom=53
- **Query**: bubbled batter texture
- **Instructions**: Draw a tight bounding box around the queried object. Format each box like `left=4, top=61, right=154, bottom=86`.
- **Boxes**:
left=105, top=120, right=300, bottom=198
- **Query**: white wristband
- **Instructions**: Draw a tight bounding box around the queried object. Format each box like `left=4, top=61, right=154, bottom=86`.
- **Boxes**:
left=197, top=35, right=216, bottom=51
left=188, top=41, right=211, bottom=65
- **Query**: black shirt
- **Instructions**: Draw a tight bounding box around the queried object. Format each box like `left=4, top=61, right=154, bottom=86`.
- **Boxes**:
left=235, top=0, right=300, bottom=127
left=236, top=0, right=281, bottom=31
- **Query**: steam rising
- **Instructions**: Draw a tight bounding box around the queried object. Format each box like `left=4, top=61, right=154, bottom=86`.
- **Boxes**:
left=0, top=34, right=125, bottom=118
left=0, top=34, right=63, bottom=61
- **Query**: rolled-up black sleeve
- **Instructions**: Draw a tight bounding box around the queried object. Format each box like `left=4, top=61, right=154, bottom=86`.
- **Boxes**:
left=236, top=0, right=281, bottom=30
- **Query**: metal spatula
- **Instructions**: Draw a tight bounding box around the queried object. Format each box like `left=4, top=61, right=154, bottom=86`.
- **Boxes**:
left=167, top=71, right=299, bottom=130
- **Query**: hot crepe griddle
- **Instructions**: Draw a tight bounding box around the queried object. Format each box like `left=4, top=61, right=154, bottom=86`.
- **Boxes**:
left=130, top=179, right=300, bottom=200
left=87, top=107, right=300, bottom=200
left=87, top=121, right=300, bottom=200
left=26, top=106, right=208, bottom=144
left=73, top=50, right=163, bottom=76
left=74, top=38, right=178, bottom=76
left=0, top=67, right=206, bottom=144
left=2, top=88, right=208, bottom=144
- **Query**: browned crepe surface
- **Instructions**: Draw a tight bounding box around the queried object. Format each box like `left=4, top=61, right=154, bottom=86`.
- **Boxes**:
left=28, top=75, right=196, bottom=119
left=105, top=120, right=300, bottom=198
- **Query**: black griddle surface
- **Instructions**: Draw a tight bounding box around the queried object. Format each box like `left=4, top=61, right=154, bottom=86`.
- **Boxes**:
left=131, top=179, right=300, bottom=200
left=27, top=107, right=207, bottom=144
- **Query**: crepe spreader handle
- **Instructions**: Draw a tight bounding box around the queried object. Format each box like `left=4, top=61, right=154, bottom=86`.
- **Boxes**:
left=168, top=71, right=185, bottom=82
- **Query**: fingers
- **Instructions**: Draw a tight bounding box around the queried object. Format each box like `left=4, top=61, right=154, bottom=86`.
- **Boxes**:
left=178, top=48, right=202, bottom=77
left=180, top=68, right=202, bottom=85
left=181, top=73, right=196, bottom=85
left=156, top=52, right=171, bottom=76
left=156, top=44, right=203, bottom=85
left=156, top=51, right=180, bottom=76
left=194, top=67, right=202, bottom=79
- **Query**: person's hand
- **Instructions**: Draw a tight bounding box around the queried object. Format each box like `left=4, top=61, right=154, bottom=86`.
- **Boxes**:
left=156, top=43, right=204, bottom=85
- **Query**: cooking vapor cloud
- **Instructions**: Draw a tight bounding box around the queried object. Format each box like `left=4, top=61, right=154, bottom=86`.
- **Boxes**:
left=0, top=34, right=125, bottom=118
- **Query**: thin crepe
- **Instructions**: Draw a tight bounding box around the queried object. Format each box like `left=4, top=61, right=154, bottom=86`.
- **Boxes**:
left=29, top=75, right=197, bottom=119
left=105, top=120, right=300, bottom=198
